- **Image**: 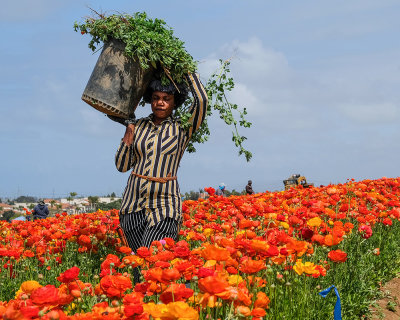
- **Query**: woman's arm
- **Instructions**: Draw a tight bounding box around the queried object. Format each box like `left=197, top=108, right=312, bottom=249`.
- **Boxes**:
left=115, top=124, right=135, bottom=172
left=186, top=73, right=208, bottom=137
left=122, top=124, right=135, bottom=145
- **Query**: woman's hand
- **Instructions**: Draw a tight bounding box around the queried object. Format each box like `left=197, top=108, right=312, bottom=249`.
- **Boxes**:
left=122, top=124, right=135, bottom=146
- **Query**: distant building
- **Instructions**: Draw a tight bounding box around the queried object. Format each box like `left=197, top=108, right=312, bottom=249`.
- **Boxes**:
left=0, top=203, right=13, bottom=211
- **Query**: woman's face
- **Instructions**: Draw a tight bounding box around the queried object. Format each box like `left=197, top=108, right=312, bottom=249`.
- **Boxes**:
left=151, top=91, right=175, bottom=124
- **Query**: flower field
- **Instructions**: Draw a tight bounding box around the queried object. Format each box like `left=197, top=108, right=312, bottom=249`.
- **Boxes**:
left=1, top=178, right=400, bottom=319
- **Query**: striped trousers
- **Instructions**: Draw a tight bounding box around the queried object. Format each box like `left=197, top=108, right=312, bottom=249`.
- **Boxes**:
left=119, top=209, right=179, bottom=282
left=119, top=209, right=179, bottom=250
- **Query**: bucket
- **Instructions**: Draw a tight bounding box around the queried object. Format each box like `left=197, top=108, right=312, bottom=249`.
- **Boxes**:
left=81, top=39, right=154, bottom=119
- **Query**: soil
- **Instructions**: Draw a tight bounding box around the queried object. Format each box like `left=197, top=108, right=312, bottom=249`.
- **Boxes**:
left=369, top=277, right=400, bottom=319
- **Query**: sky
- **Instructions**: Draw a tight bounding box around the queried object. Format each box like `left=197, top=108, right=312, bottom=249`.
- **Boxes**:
left=1, top=0, right=400, bottom=199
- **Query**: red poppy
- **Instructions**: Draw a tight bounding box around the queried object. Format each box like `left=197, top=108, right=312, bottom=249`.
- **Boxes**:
left=30, top=285, right=60, bottom=307
left=159, top=283, right=194, bottom=304
left=101, top=254, right=121, bottom=271
left=136, top=247, right=151, bottom=258
left=197, top=267, right=215, bottom=278
left=383, top=218, right=392, bottom=226
left=358, top=224, right=373, bottom=239
left=20, top=305, right=40, bottom=319
left=123, top=292, right=144, bottom=317
left=301, top=228, right=314, bottom=240
left=57, top=266, right=80, bottom=283
left=78, top=234, right=91, bottom=247
left=23, top=250, right=35, bottom=258
left=100, top=275, right=132, bottom=298
left=204, top=187, right=215, bottom=195
left=328, top=250, right=347, bottom=263
left=174, top=245, right=191, bottom=258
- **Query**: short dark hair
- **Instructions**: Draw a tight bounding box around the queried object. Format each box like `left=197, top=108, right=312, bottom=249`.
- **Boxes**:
left=142, top=79, right=189, bottom=108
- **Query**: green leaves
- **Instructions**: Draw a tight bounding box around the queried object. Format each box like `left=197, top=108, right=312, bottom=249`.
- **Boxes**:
left=75, top=12, right=252, bottom=161
left=74, top=12, right=197, bottom=84
left=183, top=59, right=253, bottom=161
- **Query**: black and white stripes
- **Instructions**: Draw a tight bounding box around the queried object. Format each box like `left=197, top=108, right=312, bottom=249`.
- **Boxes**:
left=119, top=209, right=178, bottom=251
left=115, top=73, right=208, bottom=227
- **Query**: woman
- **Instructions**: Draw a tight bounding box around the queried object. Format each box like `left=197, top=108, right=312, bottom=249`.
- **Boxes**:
left=115, top=73, right=207, bottom=272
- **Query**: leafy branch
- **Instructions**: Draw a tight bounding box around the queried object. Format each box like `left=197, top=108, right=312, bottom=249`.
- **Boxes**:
left=180, top=59, right=252, bottom=161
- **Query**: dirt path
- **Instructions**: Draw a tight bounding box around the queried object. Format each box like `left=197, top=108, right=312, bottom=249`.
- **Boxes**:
left=370, top=277, right=400, bottom=319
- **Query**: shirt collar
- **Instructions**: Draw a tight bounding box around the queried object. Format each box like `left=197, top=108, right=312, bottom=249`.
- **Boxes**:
left=146, top=113, right=175, bottom=125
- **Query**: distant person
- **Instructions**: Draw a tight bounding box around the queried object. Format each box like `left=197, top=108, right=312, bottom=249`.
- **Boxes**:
left=215, top=183, right=226, bottom=196
left=246, top=180, right=255, bottom=195
left=32, top=200, right=49, bottom=221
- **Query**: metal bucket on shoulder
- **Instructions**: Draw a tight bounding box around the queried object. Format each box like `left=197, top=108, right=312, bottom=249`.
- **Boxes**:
left=81, top=39, right=154, bottom=119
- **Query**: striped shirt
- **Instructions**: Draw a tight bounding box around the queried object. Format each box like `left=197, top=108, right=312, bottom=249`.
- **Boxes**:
left=115, top=73, right=208, bottom=226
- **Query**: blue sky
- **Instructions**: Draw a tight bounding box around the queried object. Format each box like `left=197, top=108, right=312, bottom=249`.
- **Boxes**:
left=1, top=0, right=400, bottom=199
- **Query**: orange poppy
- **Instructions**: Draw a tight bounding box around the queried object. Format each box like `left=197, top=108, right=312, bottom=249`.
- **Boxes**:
left=324, top=234, right=342, bottom=246
left=286, top=239, right=308, bottom=257
left=239, top=259, right=266, bottom=274
left=254, top=291, right=270, bottom=309
left=236, top=305, right=251, bottom=316
left=122, top=255, right=144, bottom=268
left=201, top=244, right=230, bottom=261
left=119, top=246, right=132, bottom=254
left=198, top=275, right=229, bottom=295
left=251, top=307, right=267, bottom=317
left=161, top=268, right=181, bottom=282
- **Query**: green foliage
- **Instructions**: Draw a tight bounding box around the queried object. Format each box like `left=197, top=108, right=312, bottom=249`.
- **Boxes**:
left=225, top=189, right=246, bottom=196
left=75, top=11, right=252, bottom=161
left=0, top=210, right=15, bottom=222
left=14, top=196, right=36, bottom=203
left=88, top=196, right=99, bottom=205
left=386, top=300, right=397, bottom=312
left=74, top=11, right=196, bottom=85
left=183, top=190, right=201, bottom=201
left=97, top=199, right=122, bottom=211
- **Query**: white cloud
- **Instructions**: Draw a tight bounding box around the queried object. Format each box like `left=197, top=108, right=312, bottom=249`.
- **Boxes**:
left=201, top=37, right=400, bottom=130
left=199, top=37, right=324, bottom=131
left=229, top=83, right=259, bottom=114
